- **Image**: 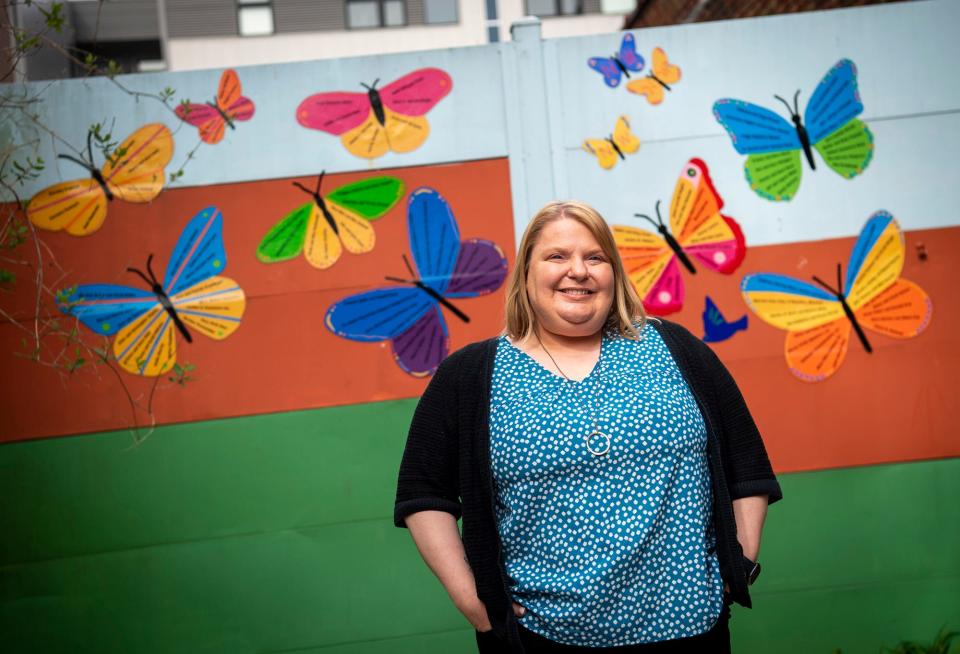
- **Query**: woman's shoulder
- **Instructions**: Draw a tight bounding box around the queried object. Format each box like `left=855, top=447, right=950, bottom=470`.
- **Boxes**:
left=436, top=336, right=500, bottom=375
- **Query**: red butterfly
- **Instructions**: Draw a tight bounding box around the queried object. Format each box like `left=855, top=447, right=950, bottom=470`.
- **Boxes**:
left=176, top=69, right=255, bottom=144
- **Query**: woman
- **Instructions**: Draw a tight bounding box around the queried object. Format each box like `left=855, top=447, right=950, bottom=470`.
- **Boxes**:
left=394, top=201, right=781, bottom=653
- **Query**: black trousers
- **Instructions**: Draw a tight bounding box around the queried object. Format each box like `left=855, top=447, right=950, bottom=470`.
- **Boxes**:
left=476, top=601, right=731, bottom=653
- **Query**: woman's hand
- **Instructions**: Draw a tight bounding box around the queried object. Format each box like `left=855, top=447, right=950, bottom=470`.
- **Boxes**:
left=459, top=598, right=527, bottom=632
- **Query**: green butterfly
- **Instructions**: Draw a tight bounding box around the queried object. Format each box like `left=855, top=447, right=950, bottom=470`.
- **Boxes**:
left=257, top=172, right=404, bottom=269
left=713, top=59, right=873, bottom=202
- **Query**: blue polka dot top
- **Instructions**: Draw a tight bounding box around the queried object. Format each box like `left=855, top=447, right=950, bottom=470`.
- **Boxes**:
left=489, top=324, right=724, bottom=646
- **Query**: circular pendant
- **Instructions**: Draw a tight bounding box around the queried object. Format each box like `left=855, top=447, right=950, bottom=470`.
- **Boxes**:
left=585, top=430, right=611, bottom=457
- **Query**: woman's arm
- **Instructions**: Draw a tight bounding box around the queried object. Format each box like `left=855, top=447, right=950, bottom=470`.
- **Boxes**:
left=405, top=510, right=525, bottom=632
left=732, top=495, right=769, bottom=560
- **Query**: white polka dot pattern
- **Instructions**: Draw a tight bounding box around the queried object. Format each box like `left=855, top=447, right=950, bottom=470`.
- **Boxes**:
left=489, top=325, right=723, bottom=646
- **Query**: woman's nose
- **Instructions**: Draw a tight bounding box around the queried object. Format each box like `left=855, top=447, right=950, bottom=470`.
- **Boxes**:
left=567, top=257, right=588, bottom=279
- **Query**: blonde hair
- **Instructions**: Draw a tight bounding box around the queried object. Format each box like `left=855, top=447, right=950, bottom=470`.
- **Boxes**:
left=505, top=200, right=646, bottom=341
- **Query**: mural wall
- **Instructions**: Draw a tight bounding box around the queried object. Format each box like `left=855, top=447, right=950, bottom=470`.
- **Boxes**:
left=1, top=2, right=958, bottom=653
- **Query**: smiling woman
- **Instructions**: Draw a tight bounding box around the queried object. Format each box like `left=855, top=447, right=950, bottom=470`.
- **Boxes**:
left=394, top=200, right=782, bottom=653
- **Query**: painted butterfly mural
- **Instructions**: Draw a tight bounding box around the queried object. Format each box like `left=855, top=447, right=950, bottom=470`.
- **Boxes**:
left=626, top=47, right=681, bottom=105
left=27, top=124, right=173, bottom=236
left=614, top=158, right=745, bottom=316
left=588, top=33, right=644, bottom=88
left=57, top=207, right=246, bottom=376
left=741, top=211, right=931, bottom=382
left=325, top=187, right=508, bottom=377
left=296, top=68, right=452, bottom=160
left=175, top=69, right=255, bottom=145
left=582, top=115, right=639, bottom=170
left=256, top=172, right=404, bottom=270
left=713, top=59, right=874, bottom=202
left=702, top=296, right=747, bottom=343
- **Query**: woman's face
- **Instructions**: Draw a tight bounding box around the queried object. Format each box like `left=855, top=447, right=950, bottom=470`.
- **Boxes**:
left=525, top=217, right=615, bottom=338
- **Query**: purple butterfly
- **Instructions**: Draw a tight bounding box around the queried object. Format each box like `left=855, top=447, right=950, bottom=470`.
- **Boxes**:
left=325, top=187, right=508, bottom=377
left=588, top=33, right=645, bottom=88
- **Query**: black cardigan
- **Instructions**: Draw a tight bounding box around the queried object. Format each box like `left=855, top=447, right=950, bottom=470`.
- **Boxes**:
left=394, top=319, right=782, bottom=652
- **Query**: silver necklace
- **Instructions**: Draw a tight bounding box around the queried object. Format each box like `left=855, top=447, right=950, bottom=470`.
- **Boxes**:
left=534, top=333, right=611, bottom=457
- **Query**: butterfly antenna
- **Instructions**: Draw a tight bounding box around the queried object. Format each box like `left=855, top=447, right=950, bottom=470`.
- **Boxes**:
left=401, top=253, right=416, bottom=279
left=811, top=273, right=839, bottom=296
left=126, top=265, right=153, bottom=288
left=654, top=200, right=665, bottom=226
left=315, top=170, right=325, bottom=195
left=793, top=90, right=802, bottom=116
left=145, top=254, right=161, bottom=286
left=634, top=213, right=658, bottom=229
left=773, top=94, right=794, bottom=116
left=836, top=262, right=844, bottom=296
left=86, top=130, right=94, bottom=165
left=292, top=180, right=313, bottom=195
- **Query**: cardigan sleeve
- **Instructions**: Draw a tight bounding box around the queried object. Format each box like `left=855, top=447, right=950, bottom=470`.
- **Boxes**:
left=393, top=359, right=463, bottom=528
left=696, top=336, right=784, bottom=505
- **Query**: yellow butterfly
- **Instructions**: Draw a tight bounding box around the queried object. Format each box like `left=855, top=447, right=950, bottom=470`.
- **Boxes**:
left=27, top=124, right=174, bottom=236
left=582, top=115, right=640, bottom=170
left=627, top=48, right=682, bottom=105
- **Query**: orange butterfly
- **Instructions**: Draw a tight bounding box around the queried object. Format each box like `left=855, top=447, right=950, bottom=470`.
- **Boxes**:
left=175, top=69, right=255, bottom=144
left=626, top=48, right=681, bottom=105
left=27, top=124, right=174, bottom=237
left=741, top=211, right=932, bottom=382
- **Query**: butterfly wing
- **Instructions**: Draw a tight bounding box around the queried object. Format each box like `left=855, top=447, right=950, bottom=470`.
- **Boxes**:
left=112, top=305, right=178, bottom=376
left=391, top=304, right=450, bottom=377
left=445, top=240, right=508, bottom=299
left=163, top=207, right=227, bottom=297
left=626, top=78, right=665, bottom=105
left=102, top=123, right=174, bottom=203
left=741, top=274, right=849, bottom=381
left=844, top=211, right=931, bottom=337
left=216, top=69, right=254, bottom=123
left=744, top=150, right=803, bottom=202
left=325, top=287, right=437, bottom=342
left=379, top=68, right=453, bottom=116
left=171, top=275, right=245, bottom=341
left=617, top=33, right=644, bottom=72
left=670, top=158, right=745, bottom=274
left=256, top=201, right=313, bottom=263
left=582, top=138, right=619, bottom=169
left=407, top=187, right=460, bottom=294
left=613, top=225, right=681, bottom=315
left=611, top=115, right=640, bottom=154
left=57, top=283, right=157, bottom=335
left=383, top=107, right=430, bottom=153
left=804, top=60, right=873, bottom=179
left=650, top=47, right=681, bottom=84
left=175, top=103, right=226, bottom=144
left=588, top=57, right=622, bottom=88
left=297, top=92, right=372, bottom=135
left=27, top=178, right=107, bottom=236
left=303, top=203, right=342, bottom=268
left=340, top=112, right=390, bottom=159
left=713, top=100, right=801, bottom=154
left=325, top=176, right=405, bottom=255
left=813, top=119, right=874, bottom=180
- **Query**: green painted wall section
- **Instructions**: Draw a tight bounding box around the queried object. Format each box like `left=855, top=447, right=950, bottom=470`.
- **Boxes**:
left=1, top=402, right=958, bottom=653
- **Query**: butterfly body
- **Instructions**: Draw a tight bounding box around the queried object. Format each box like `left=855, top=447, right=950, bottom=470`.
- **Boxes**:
left=59, top=207, right=246, bottom=376
left=588, top=33, right=644, bottom=88
left=615, top=158, right=745, bottom=315
left=741, top=211, right=931, bottom=381
left=326, top=187, right=507, bottom=376
left=713, top=59, right=873, bottom=201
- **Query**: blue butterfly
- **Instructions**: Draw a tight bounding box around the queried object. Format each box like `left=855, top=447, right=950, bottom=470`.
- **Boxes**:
left=325, top=187, right=508, bottom=378
left=588, top=33, right=645, bottom=88
left=713, top=59, right=874, bottom=202
left=702, top=296, right=747, bottom=343
left=57, top=207, right=246, bottom=376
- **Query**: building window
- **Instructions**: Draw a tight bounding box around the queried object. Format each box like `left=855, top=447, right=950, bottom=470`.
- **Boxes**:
left=238, top=0, right=274, bottom=36
left=425, top=0, right=458, bottom=24
left=525, top=0, right=583, bottom=17
left=346, top=0, right=407, bottom=28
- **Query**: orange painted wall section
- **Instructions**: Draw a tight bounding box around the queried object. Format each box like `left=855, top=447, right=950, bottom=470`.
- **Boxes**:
left=1, top=159, right=516, bottom=442
left=2, top=166, right=958, bottom=475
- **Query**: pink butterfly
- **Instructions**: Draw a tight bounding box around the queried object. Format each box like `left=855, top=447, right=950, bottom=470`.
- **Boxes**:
left=296, top=68, right=452, bottom=160
left=175, top=69, right=255, bottom=144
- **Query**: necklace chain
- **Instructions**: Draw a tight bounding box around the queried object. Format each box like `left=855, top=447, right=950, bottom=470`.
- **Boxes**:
left=534, top=332, right=611, bottom=457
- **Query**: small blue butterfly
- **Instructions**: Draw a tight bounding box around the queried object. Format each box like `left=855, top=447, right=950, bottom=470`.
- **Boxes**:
left=588, top=33, right=644, bottom=88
